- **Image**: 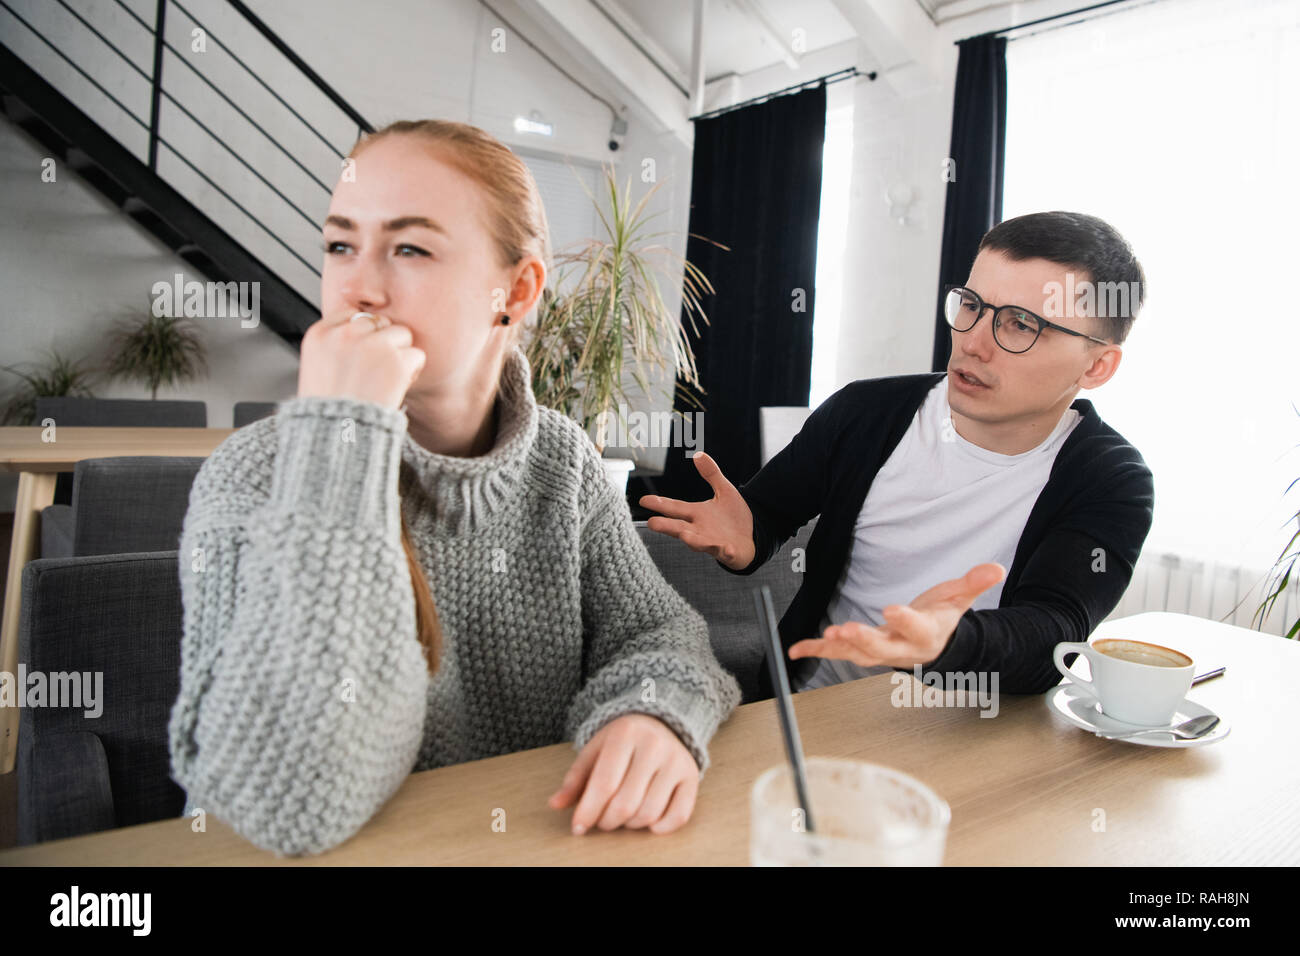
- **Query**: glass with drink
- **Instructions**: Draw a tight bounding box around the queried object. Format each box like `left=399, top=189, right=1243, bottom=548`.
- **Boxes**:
left=750, top=757, right=951, bottom=866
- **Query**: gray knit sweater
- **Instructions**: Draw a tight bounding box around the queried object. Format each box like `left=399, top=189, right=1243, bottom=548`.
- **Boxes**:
left=168, top=346, right=740, bottom=856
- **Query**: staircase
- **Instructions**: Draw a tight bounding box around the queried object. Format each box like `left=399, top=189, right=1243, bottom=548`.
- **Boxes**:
left=0, top=0, right=375, bottom=348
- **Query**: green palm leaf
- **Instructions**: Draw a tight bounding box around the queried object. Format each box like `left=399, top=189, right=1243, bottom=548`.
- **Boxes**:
left=524, top=164, right=720, bottom=454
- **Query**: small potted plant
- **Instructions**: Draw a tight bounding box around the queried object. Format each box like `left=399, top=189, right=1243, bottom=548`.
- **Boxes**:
left=105, top=309, right=207, bottom=399
left=0, top=349, right=98, bottom=425
left=525, top=165, right=716, bottom=492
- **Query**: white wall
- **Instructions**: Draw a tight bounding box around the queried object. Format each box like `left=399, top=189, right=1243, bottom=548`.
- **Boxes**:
left=834, top=48, right=956, bottom=387
left=0, top=115, right=302, bottom=510
left=0, top=0, right=693, bottom=510
left=829, top=0, right=1096, bottom=391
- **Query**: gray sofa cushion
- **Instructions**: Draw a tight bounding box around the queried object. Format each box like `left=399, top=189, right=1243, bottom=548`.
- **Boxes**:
left=37, top=457, right=204, bottom=558
left=33, top=397, right=207, bottom=427
left=16, top=550, right=186, bottom=845
left=637, top=521, right=814, bottom=703
left=40, top=503, right=74, bottom=559
left=233, top=401, right=278, bottom=427
left=70, top=456, right=204, bottom=556
left=18, top=731, right=116, bottom=845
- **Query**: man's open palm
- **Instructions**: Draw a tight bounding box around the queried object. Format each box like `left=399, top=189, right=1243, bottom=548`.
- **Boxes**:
left=639, top=452, right=756, bottom=571
left=789, top=563, right=1007, bottom=668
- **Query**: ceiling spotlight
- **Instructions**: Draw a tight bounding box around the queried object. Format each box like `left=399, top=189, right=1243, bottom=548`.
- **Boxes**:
left=514, top=110, right=553, bottom=136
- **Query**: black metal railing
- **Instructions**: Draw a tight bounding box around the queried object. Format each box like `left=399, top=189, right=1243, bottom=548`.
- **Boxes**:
left=0, top=0, right=374, bottom=298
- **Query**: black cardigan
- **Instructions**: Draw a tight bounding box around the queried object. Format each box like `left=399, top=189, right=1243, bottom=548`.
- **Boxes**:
left=729, top=371, right=1155, bottom=697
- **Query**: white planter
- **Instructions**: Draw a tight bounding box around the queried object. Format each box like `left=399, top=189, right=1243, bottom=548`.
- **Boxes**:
left=601, top=457, right=635, bottom=494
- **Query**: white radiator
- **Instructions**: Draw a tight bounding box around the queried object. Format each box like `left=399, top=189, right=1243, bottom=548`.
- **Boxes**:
left=1106, top=549, right=1300, bottom=637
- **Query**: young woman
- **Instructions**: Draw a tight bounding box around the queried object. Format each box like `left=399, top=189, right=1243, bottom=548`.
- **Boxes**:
left=168, top=120, right=741, bottom=857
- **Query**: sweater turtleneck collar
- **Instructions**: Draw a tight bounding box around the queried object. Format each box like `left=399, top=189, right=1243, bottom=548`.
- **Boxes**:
left=397, top=345, right=539, bottom=536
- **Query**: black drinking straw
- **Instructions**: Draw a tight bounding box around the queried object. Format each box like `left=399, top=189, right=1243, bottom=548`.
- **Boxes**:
left=754, top=585, right=817, bottom=836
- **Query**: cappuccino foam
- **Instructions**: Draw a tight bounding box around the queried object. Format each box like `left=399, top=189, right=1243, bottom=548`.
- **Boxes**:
left=1095, top=639, right=1190, bottom=668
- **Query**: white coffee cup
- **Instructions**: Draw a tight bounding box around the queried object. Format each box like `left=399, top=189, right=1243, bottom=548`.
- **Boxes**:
left=1052, top=638, right=1194, bottom=726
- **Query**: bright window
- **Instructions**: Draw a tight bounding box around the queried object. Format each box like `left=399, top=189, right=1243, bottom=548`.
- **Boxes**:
left=809, top=87, right=856, bottom=409
left=1003, top=0, right=1300, bottom=573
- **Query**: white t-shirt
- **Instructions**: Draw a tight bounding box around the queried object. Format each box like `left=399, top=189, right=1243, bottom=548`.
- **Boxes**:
left=800, top=376, right=1082, bottom=690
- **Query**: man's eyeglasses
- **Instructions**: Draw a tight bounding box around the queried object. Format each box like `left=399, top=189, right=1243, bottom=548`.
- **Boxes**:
left=943, top=286, right=1112, bottom=354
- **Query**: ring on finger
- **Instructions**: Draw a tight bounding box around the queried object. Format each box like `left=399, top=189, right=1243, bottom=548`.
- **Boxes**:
left=349, top=311, right=390, bottom=331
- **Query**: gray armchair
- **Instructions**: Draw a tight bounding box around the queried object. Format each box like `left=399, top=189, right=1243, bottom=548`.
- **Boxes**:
left=40, top=456, right=204, bottom=559
left=636, top=521, right=813, bottom=703
left=16, top=550, right=186, bottom=846
left=33, top=397, right=207, bottom=508
left=233, top=401, right=278, bottom=427
left=33, top=397, right=207, bottom=428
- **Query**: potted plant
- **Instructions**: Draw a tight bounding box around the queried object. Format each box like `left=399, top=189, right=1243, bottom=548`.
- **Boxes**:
left=105, top=309, right=207, bottom=399
left=525, top=165, right=716, bottom=493
left=0, top=349, right=98, bottom=425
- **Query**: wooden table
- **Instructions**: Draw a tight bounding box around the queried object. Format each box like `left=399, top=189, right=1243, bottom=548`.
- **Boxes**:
left=0, top=426, right=234, bottom=774
left=3, top=611, right=1295, bottom=865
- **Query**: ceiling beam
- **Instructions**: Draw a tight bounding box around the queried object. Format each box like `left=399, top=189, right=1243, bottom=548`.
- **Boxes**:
left=589, top=0, right=690, bottom=94
left=733, top=0, right=800, bottom=70
left=831, top=0, right=943, bottom=95
left=531, top=0, right=692, bottom=142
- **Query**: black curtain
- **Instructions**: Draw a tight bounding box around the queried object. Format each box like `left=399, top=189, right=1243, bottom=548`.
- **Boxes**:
left=651, top=83, right=826, bottom=504
left=932, top=35, right=1007, bottom=372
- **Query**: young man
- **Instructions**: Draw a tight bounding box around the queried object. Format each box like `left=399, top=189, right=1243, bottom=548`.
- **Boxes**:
left=641, top=211, right=1154, bottom=697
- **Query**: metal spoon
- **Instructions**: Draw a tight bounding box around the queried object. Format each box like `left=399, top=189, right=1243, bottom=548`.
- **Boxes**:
left=1096, top=713, right=1220, bottom=741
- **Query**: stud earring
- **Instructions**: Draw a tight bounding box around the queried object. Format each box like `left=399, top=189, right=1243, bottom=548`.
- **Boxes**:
left=499, top=314, right=511, bottom=326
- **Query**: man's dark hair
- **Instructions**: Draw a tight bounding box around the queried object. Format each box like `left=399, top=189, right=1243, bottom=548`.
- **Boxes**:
left=978, top=211, right=1145, bottom=346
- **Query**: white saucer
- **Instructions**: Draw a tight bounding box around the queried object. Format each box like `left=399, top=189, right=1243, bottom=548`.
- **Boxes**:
left=1046, top=683, right=1230, bottom=748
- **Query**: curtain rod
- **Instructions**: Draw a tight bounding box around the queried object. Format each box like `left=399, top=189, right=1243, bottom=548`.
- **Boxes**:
left=689, top=66, right=876, bottom=122
left=958, top=0, right=1133, bottom=43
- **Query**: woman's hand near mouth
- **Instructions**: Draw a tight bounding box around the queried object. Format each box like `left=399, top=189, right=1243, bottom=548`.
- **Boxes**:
left=297, top=310, right=427, bottom=410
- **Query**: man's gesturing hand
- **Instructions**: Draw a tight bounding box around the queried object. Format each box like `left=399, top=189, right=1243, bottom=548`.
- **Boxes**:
left=639, top=452, right=756, bottom=571
left=788, top=562, right=1007, bottom=669
left=549, top=714, right=700, bottom=835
